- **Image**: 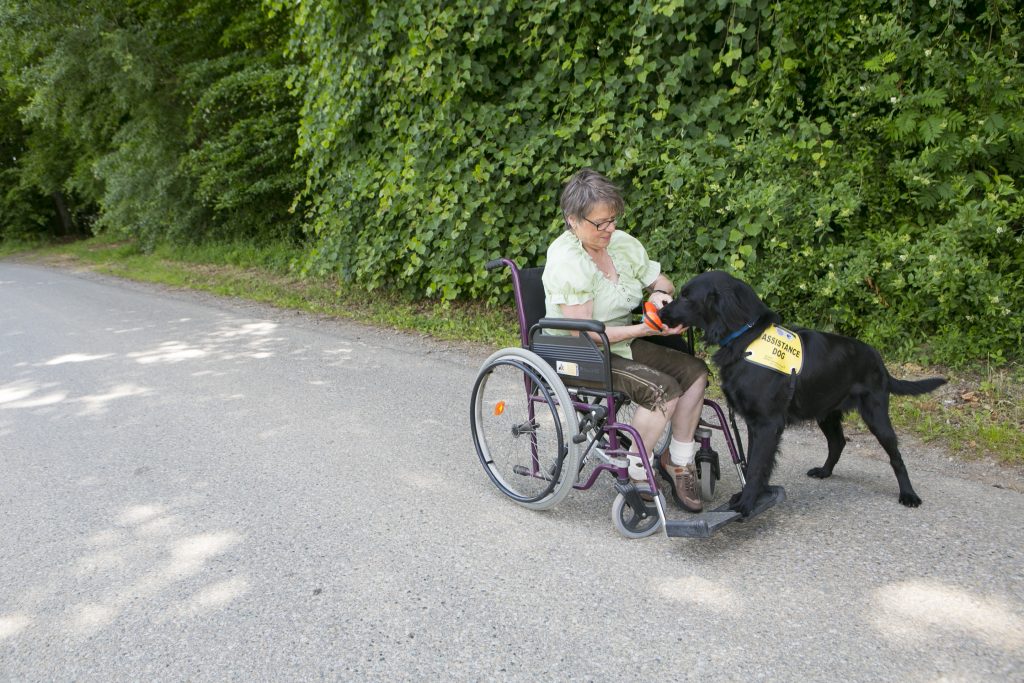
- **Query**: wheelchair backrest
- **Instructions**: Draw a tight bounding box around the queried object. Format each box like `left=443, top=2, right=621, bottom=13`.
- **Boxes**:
left=517, top=266, right=547, bottom=339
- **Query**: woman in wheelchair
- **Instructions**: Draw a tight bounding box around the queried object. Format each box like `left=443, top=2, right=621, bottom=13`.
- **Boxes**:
left=543, top=168, right=708, bottom=513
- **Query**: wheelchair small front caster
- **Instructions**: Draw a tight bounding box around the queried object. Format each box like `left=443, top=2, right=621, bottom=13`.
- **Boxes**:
left=695, top=442, right=720, bottom=502
left=611, top=483, right=664, bottom=539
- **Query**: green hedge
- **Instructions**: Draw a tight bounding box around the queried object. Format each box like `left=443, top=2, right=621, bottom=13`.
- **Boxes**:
left=4, top=1, right=1021, bottom=365
left=277, top=0, right=1022, bottom=365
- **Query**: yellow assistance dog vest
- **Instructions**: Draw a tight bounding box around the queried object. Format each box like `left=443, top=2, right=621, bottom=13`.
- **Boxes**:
left=744, top=325, right=803, bottom=375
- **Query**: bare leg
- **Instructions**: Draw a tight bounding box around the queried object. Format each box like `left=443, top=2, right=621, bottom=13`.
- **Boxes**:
left=670, top=373, right=708, bottom=442
left=630, top=397, right=677, bottom=456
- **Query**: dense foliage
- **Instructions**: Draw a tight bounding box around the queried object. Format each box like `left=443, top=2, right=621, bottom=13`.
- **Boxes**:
left=3, top=1, right=1022, bottom=365
left=275, top=0, right=1022, bottom=364
left=0, top=0, right=303, bottom=247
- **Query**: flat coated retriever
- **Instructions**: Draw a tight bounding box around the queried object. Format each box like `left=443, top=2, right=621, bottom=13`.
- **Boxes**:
left=659, top=271, right=946, bottom=517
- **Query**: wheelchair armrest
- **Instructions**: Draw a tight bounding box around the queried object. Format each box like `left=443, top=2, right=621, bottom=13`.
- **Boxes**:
left=534, top=317, right=606, bottom=334
left=528, top=318, right=614, bottom=391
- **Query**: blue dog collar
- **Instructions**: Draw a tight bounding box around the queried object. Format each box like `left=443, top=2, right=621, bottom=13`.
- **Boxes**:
left=718, top=321, right=756, bottom=347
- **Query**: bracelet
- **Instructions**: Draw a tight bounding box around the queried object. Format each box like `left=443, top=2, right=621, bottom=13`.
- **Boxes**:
left=652, top=289, right=671, bottom=296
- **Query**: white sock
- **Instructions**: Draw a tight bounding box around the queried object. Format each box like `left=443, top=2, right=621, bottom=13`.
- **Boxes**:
left=669, top=439, right=696, bottom=467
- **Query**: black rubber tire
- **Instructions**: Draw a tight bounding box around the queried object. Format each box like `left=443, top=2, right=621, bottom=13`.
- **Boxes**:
left=699, top=459, right=716, bottom=501
left=611, top=484, right=663, bottom=539
left=471, top=348, right=580, bottom=510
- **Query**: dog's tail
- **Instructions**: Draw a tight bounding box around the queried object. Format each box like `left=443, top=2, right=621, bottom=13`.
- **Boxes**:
left=888, top=375, right=947, bottom=396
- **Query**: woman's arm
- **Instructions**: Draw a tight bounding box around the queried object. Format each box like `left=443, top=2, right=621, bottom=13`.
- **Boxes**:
left=559, top=299, right=683, bottom=343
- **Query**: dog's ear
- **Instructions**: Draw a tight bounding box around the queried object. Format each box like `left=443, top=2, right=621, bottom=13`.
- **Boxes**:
left=705, top=279, right=769, bottom=343
left=703, top=288, right=732, bottom=343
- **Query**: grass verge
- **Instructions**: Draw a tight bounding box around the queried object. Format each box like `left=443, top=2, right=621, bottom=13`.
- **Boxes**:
left=14, top=236, right=519, bottom=348
left=5, top=236, right=1021, bottom=468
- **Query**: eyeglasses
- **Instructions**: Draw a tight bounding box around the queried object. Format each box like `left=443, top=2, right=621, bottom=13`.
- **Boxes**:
left=579, top=214, right=620, bottom=231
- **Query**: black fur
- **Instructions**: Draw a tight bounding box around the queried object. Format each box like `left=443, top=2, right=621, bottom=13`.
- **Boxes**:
left=659, top=271, right=946, bottom=516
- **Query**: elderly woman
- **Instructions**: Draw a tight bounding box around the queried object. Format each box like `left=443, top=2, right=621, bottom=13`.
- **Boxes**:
left=542, top=168, right=708, bottom=512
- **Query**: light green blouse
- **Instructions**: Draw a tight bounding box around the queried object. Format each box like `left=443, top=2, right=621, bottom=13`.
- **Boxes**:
left=542, top=230, right=661, bottom=359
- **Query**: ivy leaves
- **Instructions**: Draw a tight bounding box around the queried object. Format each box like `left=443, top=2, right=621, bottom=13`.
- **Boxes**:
left=280, top=0, right=1021, bottom=363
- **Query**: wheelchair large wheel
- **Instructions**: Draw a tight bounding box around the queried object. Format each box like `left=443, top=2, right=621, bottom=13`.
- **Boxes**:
left=471, top=348, right=581, bottom=510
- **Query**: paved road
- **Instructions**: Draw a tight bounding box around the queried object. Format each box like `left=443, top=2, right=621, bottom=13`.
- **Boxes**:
left=1, top=261, right=1022, bottom=682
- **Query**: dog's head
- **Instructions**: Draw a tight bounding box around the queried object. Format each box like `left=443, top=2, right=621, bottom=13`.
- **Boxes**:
left=660, top=271, right=772, bottom=345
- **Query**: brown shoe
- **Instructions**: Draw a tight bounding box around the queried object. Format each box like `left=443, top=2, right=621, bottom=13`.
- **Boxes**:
left=658, top=452, right=703, bottom=513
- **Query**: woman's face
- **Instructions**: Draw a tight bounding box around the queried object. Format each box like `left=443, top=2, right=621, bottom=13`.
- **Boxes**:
left=570, top=201, right=618, bottom=252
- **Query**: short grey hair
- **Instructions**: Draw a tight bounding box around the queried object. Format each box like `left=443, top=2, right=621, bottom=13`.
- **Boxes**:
left=559, top=168, right=624, bottom=230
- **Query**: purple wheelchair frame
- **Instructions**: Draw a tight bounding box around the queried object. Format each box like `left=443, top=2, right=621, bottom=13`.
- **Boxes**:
left=490, top=258, right=757, bottom=534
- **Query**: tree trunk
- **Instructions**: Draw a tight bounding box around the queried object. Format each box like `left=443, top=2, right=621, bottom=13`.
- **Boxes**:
left=51, top=191, right=74, bottom=236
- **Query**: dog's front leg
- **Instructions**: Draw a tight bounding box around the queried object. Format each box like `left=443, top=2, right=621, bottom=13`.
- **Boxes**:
left=730, top=416, right=784, bottom=517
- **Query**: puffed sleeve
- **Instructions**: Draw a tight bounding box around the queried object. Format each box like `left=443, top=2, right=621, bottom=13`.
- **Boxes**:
left=615, top=232, right=661, bottom=286
left=543, top=236, right=594, bottom=306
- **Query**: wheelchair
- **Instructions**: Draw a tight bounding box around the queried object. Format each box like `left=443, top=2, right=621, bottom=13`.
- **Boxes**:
left=470, top=258, right=784, bottom=539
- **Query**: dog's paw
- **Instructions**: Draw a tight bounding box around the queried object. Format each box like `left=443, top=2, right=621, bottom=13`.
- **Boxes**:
left=807, top=467, right=832, bottom=479
left=899, top=492, right=922, bottom=507
left=727, top=492, right=755, bottom=517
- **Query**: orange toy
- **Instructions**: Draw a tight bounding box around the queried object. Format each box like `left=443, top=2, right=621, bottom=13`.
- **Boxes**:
left=642, top=301, right=666, bottom=332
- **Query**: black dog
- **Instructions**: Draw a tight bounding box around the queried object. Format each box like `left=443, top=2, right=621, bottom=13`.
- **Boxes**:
left=659, top=271, right=946, bottom=517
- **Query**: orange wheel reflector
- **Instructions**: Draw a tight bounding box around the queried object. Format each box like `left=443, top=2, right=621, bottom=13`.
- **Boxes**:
left=494, top=401, right=506, bottom=416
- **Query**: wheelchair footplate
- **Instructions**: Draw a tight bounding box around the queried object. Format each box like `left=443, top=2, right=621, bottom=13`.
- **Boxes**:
left=664, top=486, right=786, bottom=538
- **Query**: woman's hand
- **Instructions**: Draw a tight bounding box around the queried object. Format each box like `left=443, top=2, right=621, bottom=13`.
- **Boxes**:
left=640, top=321, right=686, bottom=338
left=649, top=322, right=686, bottom=337
left=648, top=290, right=673, bottom=309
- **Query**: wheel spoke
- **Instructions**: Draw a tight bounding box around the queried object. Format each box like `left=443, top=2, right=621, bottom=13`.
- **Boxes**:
left=471, top=349, right=580, bottom=511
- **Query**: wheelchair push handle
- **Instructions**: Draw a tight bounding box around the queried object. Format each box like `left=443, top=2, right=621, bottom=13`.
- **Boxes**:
left=485, top=258, right=511, bottom=272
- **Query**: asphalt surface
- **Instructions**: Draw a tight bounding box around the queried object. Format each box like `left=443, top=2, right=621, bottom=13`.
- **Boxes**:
left=1, top=261, right=1022, bottom=682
